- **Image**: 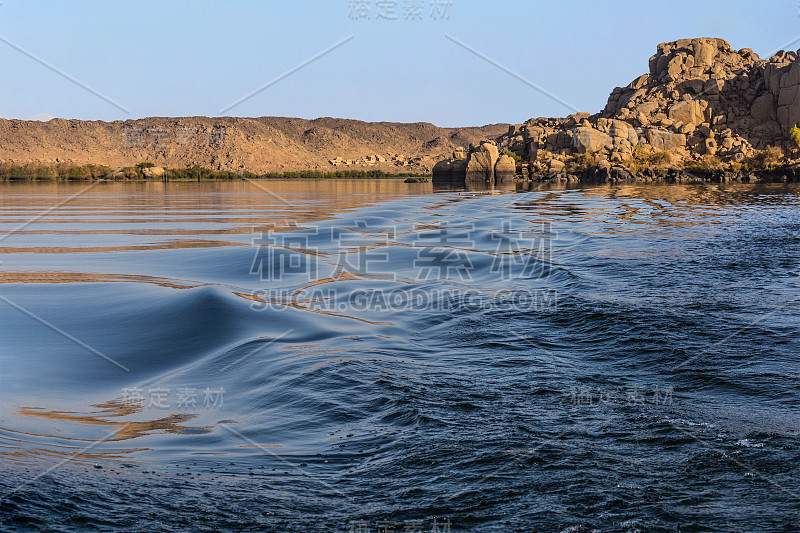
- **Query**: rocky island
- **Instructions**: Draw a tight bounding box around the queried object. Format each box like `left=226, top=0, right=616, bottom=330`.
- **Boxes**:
left=434, top=37, right=800, bottom=186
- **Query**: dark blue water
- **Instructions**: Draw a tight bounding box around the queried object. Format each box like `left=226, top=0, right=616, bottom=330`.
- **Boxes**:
left=0, top=180, right=799, bottom=532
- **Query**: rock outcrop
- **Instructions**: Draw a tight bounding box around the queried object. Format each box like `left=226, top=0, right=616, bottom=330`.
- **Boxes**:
left=141, top=166, right=166, bottom=179
left=465, top=141, right=499, bottom=184
left=494, top=154, right=516, bottom=184
left=434, top=37, right=800, bottom=185
left=434, top=140, right=519, bottom=185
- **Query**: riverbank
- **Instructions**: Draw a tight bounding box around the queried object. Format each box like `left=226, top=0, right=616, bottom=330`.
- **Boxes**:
left=0, top=162, right=426, bottom=181
left=519, top=145, right=800, bottom=185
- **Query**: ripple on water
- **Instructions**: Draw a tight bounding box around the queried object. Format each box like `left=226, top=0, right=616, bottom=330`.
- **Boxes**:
left=1, top=181, right=799, bottom=531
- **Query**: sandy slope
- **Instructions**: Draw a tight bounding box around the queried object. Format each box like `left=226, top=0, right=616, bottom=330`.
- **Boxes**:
left=0, top=116, right=508, bottom=174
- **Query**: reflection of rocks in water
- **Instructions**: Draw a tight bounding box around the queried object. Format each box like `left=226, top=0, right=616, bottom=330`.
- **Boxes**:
left=437, top=179, right=800, bottom=207
left=433, top=182, right=516, bottom=193
left=514, top=181, right=585, bottom=193
left=512, top=181, right=800, bottom=207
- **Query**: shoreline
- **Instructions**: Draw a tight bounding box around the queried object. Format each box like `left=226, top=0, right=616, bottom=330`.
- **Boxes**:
left=0, top=163, right=429, bottom=182
left=0, top=177, right=427, bottom=182
left=3, top=171, right=796, bottom=186
left=517, top=162, right=800, bottom=185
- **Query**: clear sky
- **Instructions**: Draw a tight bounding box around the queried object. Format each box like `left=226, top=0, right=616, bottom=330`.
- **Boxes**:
left=0, top=0, right=797, bottom=127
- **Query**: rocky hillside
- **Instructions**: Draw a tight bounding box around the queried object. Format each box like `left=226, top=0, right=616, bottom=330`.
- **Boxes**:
left=435, top=37, right=800, bottom=185
left=0, top=116, right=507, bottom=175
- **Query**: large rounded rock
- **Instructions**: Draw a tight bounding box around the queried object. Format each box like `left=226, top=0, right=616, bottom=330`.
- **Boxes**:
left=608, top=120, right=639, bottom=146
left=645, top=128, right=686, bottom=151
left=465, top=142, right=499, bottom=184
left=432, top=158, right=468, bottom=184
left=666, top=55, right=688, bottom=80
left=572, top=127, right=611, bottom=154
left=481, top=141, right=499, bottom=160
left=432, top=160, right=453, bottom=183
left=669, top=100, right=706, bottom=127
left=494, top=154, right=516, bottom=185
left=142, top=166, right=166, bottom=178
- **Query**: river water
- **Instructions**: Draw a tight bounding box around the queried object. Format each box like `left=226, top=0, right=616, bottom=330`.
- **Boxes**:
left=0, top=180, right=798, bottom=532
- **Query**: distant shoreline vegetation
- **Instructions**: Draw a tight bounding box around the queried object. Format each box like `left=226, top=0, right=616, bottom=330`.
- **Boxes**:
left=0, top=162, right=428, bottom=181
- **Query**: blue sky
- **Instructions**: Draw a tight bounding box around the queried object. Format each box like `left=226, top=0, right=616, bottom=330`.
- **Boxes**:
left=0, top=0, right=797, bottom=127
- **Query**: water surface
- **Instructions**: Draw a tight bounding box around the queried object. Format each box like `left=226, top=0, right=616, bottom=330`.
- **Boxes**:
left=1, top=180, right=799, bottom=532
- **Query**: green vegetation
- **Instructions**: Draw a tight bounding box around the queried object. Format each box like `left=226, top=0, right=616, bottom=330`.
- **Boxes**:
left=165, top=167, right=222, bottom=181
left=0, top=163, right=425, bottom=181
left=257, top=169, right=420, bottom=179
left=0, top=162, right=112, bottom=180
left=647, top=151, right=673, bottom=167
left=564, top=153, right=597, bottom=173
left=748, top=146, right=783, bottom=170
left=684, top=154, right=723, bottom=174
left=627, top=146, right=673, bottom=173
left=790, top=126, right=800, bottom=151
left=34, top=166, right=55, bottom=179
left=683, top=146, right=784, bottom=175
left=502, top=149, right=522, bottom=164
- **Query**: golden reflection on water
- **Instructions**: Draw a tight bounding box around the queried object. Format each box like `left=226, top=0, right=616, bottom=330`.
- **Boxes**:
left=0, top=180, right=431, bottom=217
left=16, top=401, right=211, bottom=441
left=0, top=240, right=245, bottom=254
left=0, top=271, right=211, bottom=288
left=0, top=399, right=214, bottom=465
left=0, top=180, right=433, bottom=254
left=2, top=181, right=797, bottom=254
